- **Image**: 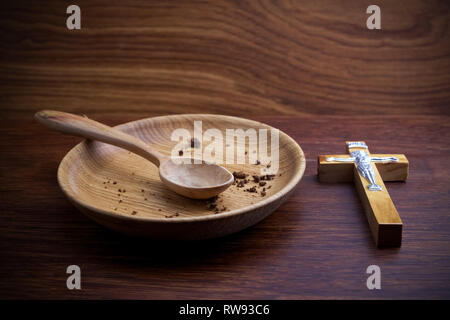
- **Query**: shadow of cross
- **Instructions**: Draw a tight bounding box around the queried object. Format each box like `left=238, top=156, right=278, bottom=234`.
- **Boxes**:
left=318, top=141, right=409, bottom=248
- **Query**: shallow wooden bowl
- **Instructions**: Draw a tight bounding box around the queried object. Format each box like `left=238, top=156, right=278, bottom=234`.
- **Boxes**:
left=57, top=114, right=305, bottom=239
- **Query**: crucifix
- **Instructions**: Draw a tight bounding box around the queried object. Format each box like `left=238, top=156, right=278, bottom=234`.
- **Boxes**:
left=318, top=141, right=409, bottom=247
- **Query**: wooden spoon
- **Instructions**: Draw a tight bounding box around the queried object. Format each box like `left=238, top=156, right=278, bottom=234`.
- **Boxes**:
left=35, top=110, right=234, bottom=199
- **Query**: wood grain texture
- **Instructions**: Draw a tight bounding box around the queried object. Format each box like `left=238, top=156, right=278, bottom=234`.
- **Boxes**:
left=0, top=0, right=449, bottom=118
left=0, top=0, right=449, bottom=299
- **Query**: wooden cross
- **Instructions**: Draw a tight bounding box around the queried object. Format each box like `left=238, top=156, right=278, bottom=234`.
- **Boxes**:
left=318, top=141, right=409, bottom=247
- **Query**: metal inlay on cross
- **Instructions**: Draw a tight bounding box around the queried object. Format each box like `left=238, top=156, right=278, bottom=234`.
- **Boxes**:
left=318, top=141, right=409, bottom=247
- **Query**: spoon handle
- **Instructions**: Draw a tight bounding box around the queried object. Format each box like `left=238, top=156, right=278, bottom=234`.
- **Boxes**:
left=35, top=110, right=165, bottom=166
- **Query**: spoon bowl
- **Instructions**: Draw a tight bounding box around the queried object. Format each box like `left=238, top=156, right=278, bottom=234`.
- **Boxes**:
left=159, top=158, right=234, bottom=199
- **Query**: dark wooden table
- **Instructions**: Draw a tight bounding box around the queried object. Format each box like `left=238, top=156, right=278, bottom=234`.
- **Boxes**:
left=1, top=1, right=449, bottom=299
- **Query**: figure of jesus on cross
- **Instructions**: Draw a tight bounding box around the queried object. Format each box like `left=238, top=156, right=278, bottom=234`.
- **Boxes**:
left=318, top=141, right=409, bottom=247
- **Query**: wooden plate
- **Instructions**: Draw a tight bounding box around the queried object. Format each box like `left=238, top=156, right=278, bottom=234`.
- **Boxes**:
left=57, top=114, right=306, bottom=239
